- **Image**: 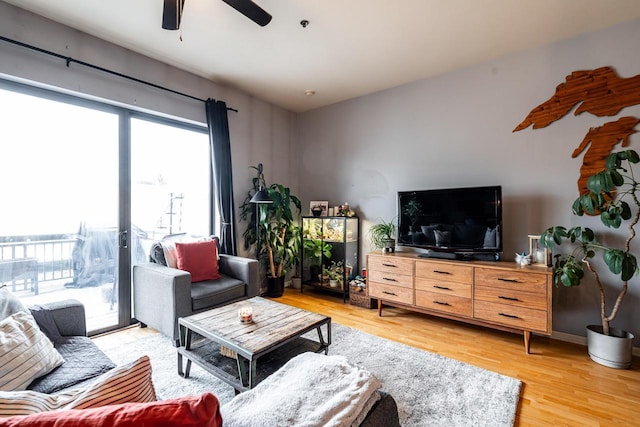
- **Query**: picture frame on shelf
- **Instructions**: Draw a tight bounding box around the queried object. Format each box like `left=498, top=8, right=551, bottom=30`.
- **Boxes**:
left=309, top=201, right=329, bottom=217
left=528, top=234, right=552, bottom=267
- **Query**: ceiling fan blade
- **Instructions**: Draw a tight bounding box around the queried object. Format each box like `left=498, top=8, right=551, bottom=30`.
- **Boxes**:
left=221, top=0, right=272, bottom=27
left=162, top=0, right=185, bottom=30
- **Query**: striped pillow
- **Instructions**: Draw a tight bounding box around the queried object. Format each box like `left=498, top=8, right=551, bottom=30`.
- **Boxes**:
left=0, top=311, right=64, bottom=391
left=0, top=355, right=156, bottom=417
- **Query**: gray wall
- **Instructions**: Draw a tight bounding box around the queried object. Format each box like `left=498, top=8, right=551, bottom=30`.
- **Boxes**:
left=0, top=1, right=298, bottom=260
left=296, top=19, right=640, bottom=344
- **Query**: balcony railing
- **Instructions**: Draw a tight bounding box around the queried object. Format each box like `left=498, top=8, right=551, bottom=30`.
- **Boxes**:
left=0, top=234, right=75, bottom=294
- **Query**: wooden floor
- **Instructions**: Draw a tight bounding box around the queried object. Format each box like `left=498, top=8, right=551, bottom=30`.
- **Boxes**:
left=94, top=288, right=640, bottom=426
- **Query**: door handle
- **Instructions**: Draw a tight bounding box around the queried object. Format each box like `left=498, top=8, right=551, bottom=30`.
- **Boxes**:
left=119, top=230, right=128, bottom=249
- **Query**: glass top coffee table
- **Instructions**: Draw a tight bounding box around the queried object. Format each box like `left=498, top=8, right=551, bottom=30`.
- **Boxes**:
left=177, top=297, right=331, bottom=393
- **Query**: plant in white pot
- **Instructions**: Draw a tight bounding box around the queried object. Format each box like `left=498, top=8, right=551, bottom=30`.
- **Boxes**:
left=368, top=218, right=397, bottom=253
left=540, top=149, right=639, bottom=369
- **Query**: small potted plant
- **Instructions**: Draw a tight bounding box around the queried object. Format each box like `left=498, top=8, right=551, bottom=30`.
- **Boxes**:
left=324, top=261, right=344, bottom=288
left=540, top=149, right=639, bottom=369
left=368, top=218, right=397, bottom=253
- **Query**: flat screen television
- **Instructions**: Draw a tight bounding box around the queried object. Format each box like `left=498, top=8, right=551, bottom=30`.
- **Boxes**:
left=397, top=186, right=502, bottom=260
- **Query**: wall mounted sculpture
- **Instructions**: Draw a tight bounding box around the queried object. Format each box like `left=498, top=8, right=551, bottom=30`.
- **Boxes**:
left=514, top=66, right=640, bottom=196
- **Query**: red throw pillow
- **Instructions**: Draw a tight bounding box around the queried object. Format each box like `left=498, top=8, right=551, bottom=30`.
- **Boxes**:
left=0, top=393, right=222, bottom=427
left=175, top=240, right=221, bottom=282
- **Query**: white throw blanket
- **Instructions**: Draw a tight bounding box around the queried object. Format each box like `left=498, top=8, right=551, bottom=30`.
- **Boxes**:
left=221, top=352, right=381, bottom=427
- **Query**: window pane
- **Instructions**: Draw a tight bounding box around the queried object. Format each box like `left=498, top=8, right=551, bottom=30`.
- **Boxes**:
left=131, top=118, right=210, bottom=253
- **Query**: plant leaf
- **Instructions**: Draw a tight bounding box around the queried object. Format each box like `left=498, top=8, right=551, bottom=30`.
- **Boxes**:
left=621, top=253, right=637, bottom=281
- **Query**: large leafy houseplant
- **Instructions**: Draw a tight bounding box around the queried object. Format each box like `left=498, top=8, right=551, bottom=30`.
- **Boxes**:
left=540, top=149, right=639, bottom=339
left=239, top=166, right=302, bottom=280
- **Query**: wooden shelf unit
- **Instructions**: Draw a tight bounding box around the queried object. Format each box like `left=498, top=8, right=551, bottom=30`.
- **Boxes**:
left=367, top=252, right=552, bottom=353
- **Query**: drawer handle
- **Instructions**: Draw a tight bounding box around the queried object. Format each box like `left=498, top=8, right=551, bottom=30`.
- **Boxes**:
left=382, top=263, right=397, bottom=268
left=499, top=296, right=520, bottom=302
left=434, top=301, right=451, bottom=306
left=433, top=285, right=452, bottom=291
left=497, top=278, right=520, bottom=283
left=382, top=291, right=398, bottom=296
left=382, top=277, right=397, bottom=282
left=433, top=270, right=452, bottom=275
left=499, top=312, right=520, bottom=319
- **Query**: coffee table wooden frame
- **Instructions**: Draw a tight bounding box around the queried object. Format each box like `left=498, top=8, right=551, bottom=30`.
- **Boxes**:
left=177, top=297, right=331, bottom=393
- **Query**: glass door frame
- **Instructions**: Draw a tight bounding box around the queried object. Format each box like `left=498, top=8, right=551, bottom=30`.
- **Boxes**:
left=0, top=78, right=209, bottom=335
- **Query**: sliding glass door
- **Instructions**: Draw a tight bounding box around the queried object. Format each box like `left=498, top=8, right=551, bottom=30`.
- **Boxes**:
left=0, top=83, right=211, bottom=334
left=0, top=86, right=121, bottom=332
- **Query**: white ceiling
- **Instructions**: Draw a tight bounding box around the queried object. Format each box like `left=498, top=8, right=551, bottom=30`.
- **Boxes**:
left=5, top=0, right=640, bottom=113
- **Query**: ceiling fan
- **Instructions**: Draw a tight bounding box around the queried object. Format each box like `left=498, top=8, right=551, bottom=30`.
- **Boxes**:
left=162, top=0, right=272, bottom=30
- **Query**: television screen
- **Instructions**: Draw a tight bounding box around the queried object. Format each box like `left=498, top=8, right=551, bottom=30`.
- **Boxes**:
left=397, top=186, right=502, bottom=257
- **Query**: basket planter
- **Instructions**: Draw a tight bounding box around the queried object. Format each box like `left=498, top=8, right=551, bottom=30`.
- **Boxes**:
left=586, top=325, right=634, bottom=369
left=349, top=284, right=376, bottom=309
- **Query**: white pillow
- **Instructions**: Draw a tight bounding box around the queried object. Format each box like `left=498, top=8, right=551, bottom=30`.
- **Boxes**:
left=0, top=311, right=64, bottom=391
left=0, top=355, right=156, bottom=417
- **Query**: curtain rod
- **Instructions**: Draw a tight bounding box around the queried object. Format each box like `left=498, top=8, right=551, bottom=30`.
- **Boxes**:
left=0, top=35, right=238, bottom=112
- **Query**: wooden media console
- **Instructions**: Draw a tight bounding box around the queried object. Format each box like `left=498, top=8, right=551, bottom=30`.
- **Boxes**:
left=367, top=252, right=552, bottom=353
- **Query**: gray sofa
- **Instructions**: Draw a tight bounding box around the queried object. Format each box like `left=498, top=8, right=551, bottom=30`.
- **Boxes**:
left=1, top=289, right=399, bottom=425
left=133, top=248, right=260, bottom=345
left=0, top=290, right=116, bottom=394
left=26, top=300, right=116, bottom=394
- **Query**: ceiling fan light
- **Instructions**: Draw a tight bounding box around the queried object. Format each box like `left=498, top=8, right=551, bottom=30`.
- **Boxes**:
left=162, top=0, right=185, bottom=31
left=221, top=0, right=272, bottom=27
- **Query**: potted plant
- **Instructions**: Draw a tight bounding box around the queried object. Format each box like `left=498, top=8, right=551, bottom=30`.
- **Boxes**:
left=303, top=238, right=332, bottom=282
left=239, top=165, right=302, bottom=298
left=323, top=260, right=344, bottom=288
left=368, top=218, right=397, bottom=253
left=540, top=149, right=639, bottom=369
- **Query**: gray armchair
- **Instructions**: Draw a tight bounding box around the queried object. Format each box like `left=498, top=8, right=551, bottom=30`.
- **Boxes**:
left=133, top=252, right=259, bottom=345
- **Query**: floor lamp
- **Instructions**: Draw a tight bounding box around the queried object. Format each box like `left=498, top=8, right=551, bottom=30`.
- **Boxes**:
left=250, top=163, right=273, bottom=263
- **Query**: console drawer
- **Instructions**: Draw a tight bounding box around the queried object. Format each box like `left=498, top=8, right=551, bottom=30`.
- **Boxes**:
left=414, top=277, right=471, bottom=298
left=474, top=300, right=548, bottom=333
left=475, top=285, right=547, bottom=310
left=475, top=267, right=547, bottom=294
left=368, top=255, right=414, bottom=275
left=416, top=261, right=473, bottom=283
left=369, top=270, right=413, bottom=289
left=416, top=290, right=471, bottom=317
left=369, top=282, right=413, bottom=305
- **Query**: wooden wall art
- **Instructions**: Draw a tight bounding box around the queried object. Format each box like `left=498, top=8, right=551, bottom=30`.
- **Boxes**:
left=514, top=66, right=640, bottom=198
left=572, top=116, right=640, bottom=195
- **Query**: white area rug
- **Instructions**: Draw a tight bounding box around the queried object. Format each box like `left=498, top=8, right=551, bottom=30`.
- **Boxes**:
left=99, top=323, right=521, bottom=426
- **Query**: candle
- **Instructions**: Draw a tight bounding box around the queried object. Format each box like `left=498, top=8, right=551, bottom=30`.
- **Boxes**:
left=238, top=306, right=253, bottom=323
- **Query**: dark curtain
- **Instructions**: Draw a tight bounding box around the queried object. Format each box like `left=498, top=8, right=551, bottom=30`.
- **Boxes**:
left=206, top=99, right=237, bottom=255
